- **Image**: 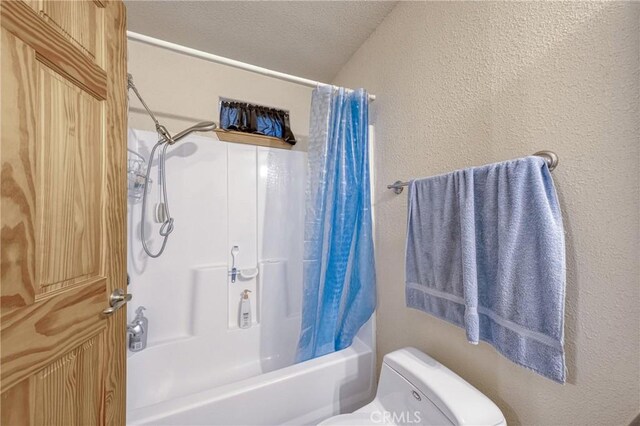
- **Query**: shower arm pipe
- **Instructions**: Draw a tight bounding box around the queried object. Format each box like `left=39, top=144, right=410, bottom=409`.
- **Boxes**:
left=169, top=121, right=218, bottom=144
left=126, top=31, right=376, bottom=102
left=386, top=150, right=559, bottom=194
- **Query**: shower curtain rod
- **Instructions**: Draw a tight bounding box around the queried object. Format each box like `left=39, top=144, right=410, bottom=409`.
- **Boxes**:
left=127, top=31, right=376, bottom=102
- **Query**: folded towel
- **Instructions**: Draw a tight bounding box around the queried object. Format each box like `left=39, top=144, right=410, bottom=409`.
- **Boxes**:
left=405, top=156, right=566, bottom=383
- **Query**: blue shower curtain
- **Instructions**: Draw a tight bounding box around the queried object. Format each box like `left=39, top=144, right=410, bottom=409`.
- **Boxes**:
left=296, top=85, right=376, bottom=362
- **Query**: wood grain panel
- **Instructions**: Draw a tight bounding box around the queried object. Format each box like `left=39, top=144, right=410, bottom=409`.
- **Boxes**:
left=1, top=378, right=35, bottom=425
left=1, top=335, right=104, bottom=425
left=0, top=0, right=107, bottom=99
left=33, top=335, right=104, bottom=425
left=101, top=2, right=127, bottom=423
left=1, top=0, right=127, bottom=422
left=1, top=277, right=106, bottom=391
left=40, top=0, right=105, bottom=66
left=23, top=0, right=40, bottom=13
left=36, top=65, right=103, bottom=292
left=0, top=29, right=38, bottom=316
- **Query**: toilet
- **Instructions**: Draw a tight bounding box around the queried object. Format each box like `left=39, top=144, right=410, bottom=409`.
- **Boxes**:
left=319, top=347, right=506, bottom=426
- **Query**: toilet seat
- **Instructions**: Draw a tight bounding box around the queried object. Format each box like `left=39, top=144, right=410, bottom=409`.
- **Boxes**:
left=318, top=412, right=376, bottom=426
left=317, top=348, right=506, bottom=426
left=318, top=402, right=398, bottom=426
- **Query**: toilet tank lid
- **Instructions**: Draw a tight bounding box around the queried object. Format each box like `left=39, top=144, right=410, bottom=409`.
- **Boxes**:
left=383, top=347, right=506, bottom=426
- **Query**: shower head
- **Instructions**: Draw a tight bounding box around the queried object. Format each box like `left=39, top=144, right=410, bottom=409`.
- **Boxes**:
left=169, top=121, right=217, bottom=144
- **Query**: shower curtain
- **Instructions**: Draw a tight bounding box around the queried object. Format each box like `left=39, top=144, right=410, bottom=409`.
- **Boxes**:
left=296, top=85, right=376, bottom=362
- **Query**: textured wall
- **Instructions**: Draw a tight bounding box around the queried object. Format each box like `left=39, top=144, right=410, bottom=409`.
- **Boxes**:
left=334, top=2, right=640, bottom=425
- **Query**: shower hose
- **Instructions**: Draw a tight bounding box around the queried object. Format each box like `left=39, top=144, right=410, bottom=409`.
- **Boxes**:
left=140, top=138, right=174, bottom=258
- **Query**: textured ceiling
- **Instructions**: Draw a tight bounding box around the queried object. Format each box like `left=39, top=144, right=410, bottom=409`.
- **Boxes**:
left=125, top=1, right=397, bottom=82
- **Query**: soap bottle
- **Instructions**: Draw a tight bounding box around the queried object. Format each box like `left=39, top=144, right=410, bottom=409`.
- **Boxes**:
left=239, top=290, right=252, bottom=329
left=128, top=306, right=148, bottom=352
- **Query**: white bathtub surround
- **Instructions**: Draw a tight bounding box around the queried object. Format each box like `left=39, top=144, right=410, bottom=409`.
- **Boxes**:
left=126, top=129, right=376, bottom=424
left=127, top=129, right=305, bottom=341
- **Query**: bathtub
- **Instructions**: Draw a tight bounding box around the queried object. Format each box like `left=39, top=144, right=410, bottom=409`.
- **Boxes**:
left=127, top=338, right=375, bottom=425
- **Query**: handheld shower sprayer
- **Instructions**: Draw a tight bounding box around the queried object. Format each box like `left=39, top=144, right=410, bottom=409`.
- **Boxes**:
left=128, top=73, right=218, bottom=258
left=140, top=121, right=218, bottom=258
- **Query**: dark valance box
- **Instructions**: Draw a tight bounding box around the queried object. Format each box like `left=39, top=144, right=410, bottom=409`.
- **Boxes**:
left=219, top=99, right=296, bottom=146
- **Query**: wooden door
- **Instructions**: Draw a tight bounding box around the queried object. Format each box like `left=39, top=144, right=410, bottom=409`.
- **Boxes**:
left=0, top=0, right=128, bottom=424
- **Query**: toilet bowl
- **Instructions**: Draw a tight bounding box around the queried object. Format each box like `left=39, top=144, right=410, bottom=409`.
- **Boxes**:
left=318, top=347, right=506, bottom=426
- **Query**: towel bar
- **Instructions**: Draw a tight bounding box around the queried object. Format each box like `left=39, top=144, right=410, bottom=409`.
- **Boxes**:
left=386, top=150, right=558, bottom=194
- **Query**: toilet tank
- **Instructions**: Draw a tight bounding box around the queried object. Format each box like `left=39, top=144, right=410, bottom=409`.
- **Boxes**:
left=375, top=347, right=506, bottom=426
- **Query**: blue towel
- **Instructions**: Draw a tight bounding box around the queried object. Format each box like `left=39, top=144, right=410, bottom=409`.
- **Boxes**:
left=405, top=156, right=566, bottom=383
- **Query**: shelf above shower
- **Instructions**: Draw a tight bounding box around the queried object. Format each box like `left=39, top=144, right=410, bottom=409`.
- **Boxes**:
left=214, top=129, right=292, bottom=150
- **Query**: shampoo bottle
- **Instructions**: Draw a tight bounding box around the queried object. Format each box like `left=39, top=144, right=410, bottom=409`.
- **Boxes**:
left=239, top=290, right=252, bottom=329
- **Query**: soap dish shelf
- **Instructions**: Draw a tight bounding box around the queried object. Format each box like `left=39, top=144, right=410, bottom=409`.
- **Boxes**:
left=228, top=268, right=259, bottom=280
